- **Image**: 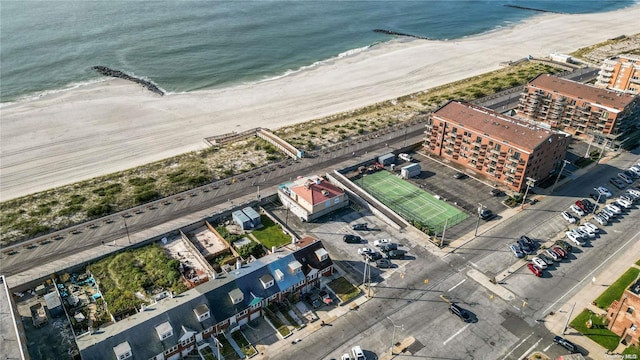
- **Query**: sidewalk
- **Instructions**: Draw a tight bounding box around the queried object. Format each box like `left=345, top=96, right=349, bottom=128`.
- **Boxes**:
left=543, top=239, right=640, bottom=360
left=254, top=294, right=371, bottom=360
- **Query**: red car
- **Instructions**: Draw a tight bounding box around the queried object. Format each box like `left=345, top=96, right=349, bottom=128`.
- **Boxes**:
left=527, top=262, right=543, bottom=277
left=575, top=200, right=587, bottom=212
left=552, top=246, right=567, bottom=259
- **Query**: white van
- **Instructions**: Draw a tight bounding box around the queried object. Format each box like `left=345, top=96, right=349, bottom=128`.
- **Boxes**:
left=351, top=345, right=366, bottom=360
left=398, top=153, right=412, bottom=162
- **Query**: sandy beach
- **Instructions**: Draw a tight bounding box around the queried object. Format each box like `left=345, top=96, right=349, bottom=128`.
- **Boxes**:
left=2, top=6, right=639, bottom=201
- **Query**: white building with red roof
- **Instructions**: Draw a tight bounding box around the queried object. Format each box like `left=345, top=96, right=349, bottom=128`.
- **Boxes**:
left=278, top=175, right=348, bottom=222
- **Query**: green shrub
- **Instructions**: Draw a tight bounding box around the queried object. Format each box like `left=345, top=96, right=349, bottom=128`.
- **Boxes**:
left=134, top=190, right=160, bottom=204
left=238, top=242, right=266, bottom=258
left=87, top=203, right=112, bottom=218
left=93, top=183, right=123, bottom=197
left=67, top=194, right=86, bottom=206
left=128, top=177, right=156, bottom=186
left=59, top=205, right=83, bottom=216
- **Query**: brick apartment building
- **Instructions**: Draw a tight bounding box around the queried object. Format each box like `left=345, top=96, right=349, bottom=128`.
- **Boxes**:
left=517, top=74, right=640, bottom=138
left=424, top=101, right=571, bottom=192
left=595, top=54, right=640, bottom=95
left=606, top=277, right=640, bottom=347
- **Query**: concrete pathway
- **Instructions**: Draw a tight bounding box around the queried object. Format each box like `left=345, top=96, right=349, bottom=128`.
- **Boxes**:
left=542, top=238, right=640, bottom=360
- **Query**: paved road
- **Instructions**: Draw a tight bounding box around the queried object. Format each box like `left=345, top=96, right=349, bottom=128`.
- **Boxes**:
left=0, top=123, right=426, bottom=277
left=268, top=150, right=640, bottom=360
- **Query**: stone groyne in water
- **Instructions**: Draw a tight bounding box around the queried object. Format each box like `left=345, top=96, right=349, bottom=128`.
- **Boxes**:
left=503, top=5, right=564, bottom=14
left=92, top=66, right=165, bottom=96
left=373, top=29, right=431, bottom=40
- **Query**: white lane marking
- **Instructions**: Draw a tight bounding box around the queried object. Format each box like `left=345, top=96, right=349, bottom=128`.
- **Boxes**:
left=501, top=332, right=534, bottom=360
left=469, top=261, right=479, bottom=269
left=517, top=338, right=543, bottom=360
left=543, top=229, right=640, bottom=315
left=543, top=343, right=552, bottom=352
left=442, top=323, right=471, bottom=345
left=448, top=279, right=466, bottom=292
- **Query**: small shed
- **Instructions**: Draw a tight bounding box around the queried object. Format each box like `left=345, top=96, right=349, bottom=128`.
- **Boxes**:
left=242, top=207, right=261, bottom=228
left=378, top=153, right=395, bottom=166
left=232, top=210, right=252, bottom=230
left=401, top=163, right=421, bottom=179
left=44, top=292, right=63, bottom=317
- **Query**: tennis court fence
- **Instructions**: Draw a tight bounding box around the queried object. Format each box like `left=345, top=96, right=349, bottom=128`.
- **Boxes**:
left=362, top=183, right=467, bottom=235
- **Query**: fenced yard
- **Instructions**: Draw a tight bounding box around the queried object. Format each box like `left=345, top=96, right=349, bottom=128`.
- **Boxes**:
left=359, top=170, right=467, bottom=234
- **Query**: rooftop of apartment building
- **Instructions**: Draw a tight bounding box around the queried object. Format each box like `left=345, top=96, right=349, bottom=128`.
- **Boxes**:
left=604, top=54, right=640, bottom=64
left=432, top=101, right=565, bottom=152
left=528, top=74, right=637, bottom=111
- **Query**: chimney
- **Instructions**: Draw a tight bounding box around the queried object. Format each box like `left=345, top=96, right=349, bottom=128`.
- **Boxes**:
left=140, top=304, right=146, bottom=312
left=236, top=259, right=242, bottom=270
left=272, top=246, right=276, bottom=254
left=291, top=237, right=296, bottom=245
left=315, top=178, right=322, bottom=185
left=211, top=272, right=216, bottom=279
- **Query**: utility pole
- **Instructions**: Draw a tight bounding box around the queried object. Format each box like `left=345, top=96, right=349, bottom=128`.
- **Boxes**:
left=387, top=316, right=404, bottom=355
left=584, top=133, right=594, bottom=158
left=122, top=215, right=131, bottom=245
left=475, top=203, right=485, bottom=236
left=562, top=302, right=576, bottom=335
left=593, top=192, right=603, bottom=213
left=521, top=177, right=536, bottom=210
left=550, top=160, right=570, bottom=194
left=596, top=138, right=609, bottom=165
left=440, top=219, right=448, bottom=248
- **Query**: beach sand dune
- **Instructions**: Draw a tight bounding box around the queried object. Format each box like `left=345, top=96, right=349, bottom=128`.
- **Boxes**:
left=2, top=7, right=639, bottom=201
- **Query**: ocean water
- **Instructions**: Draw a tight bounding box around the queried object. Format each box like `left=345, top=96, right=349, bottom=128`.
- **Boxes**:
left=0, top=0, right=636, bottom=103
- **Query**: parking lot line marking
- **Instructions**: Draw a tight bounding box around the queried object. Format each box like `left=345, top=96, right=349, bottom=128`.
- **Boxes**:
left=543, top=343, right=552, bottom=352
left=448, top=279, right=466, bottom=292
left=442, top=323, right=470, bottom=345
left=501, top=332, right=534, bottom=360
left=543, top=229, right=640, bottom=315
left=517, top=338, right=542, bottom=360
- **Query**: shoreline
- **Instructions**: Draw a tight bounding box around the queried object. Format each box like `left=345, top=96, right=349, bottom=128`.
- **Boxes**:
left=2, top=5, right=640, bottom=201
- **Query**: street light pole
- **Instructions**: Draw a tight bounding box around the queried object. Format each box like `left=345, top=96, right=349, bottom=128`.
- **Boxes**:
left=475, top=203, right=485, bottom=236
left=521, top=177, right=536, bottom=210
left=387, top=316, right=403, bottom=355
left=550, top=159, right=570, bottom=194
left=122, top=216, right=132, bottom=244
left=593, top=192, right=602, bottom=214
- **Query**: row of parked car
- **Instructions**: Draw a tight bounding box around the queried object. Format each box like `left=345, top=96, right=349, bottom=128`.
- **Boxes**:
left=510, top=234, right=574, bottom=277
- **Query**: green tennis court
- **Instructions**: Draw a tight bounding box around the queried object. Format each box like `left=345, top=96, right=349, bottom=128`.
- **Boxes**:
left=359, top=170, right=467, bottom=233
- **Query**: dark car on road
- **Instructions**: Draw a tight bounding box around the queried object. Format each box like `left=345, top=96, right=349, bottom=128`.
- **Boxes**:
left=519, top=235, right=536, bottom=252
left=364, top=252, right=383, bottom=262
left=449, top=303, right=471, bottom=322
left=554, top=239, right=572, bottom=253
left=375, top=258, right=392, bottom=268
left=386, top=250, right=406, bottom=259
left=343, top=235, right=362, bottom=243
left=479, top=209, right=496, bottom=221
left=490, top=188, right=502, bottom=196
left=352, top=223, right=368, bottom=231
left=517, top=239, right=533, bottom=254
left=453, top=172, right=467, bottom=179
left=589, top=193, right=602, bottom=202
left=380, top=243, right=398, bottom=252
left=553, top=336, right=577, bottom=353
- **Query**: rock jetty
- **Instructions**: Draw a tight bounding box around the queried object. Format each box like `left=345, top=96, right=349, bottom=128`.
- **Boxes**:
left=92, top=66, right=164, bottom=96
left=503, top=4, right=563, bottom=14
left=373, top=29, right=431, bottom=40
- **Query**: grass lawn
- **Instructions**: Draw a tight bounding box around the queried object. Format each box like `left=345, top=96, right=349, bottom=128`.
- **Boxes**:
left=623, top=344, right=640, bottom=357
left=570, top=310, right=620, bottom=351
left=594, top=267, right=640, bottom=309
left=328, top=276, right=361, bottom=303
left=231, top=331, right=257, bottom=357
left=636, top=259, right=640, bottom=266
left=87, top=243, right=187, bottom=316
left=251, top=215, right=291, bottom=248
left=217, top=336, right=241, bottom=360
left=265, top=307, right=291, bottom=338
